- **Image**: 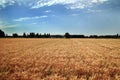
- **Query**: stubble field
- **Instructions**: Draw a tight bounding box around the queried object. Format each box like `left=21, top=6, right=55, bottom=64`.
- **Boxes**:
left=0, top=38, right=120, bottom=80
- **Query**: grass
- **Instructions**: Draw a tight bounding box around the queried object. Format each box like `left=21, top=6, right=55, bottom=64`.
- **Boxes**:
left=0, top=38, right=120, bottom=80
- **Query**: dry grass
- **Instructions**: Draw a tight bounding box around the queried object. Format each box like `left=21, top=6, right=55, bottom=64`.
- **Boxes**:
left=0, top=38, right=120, bottom=80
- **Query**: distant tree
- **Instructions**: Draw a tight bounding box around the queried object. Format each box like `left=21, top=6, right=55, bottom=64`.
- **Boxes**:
left=64, top=32, right=70, bottom=38
left=46, top=33, right=51, bottom=38
left=0, top=29, right=5, bottom=38
left=30, top=33, right=35, bottom=38
left=48, top=33, right=51, bottom=38
left=89, top=35, right=98, bottom=38
left=26, top=34, right=29, bottom=38
left=43, top=33, right=47, bottom=38
left=36, top=33, right=39, bottom=38
left=51, top=35, right=63, bottom=38
left=116, top=33, right=119, bottom=38
left=71, top=35, right=85, bottom=38
left=23, top=33, right=26, bottom=38
left=39, top=33, right=42, bottom=38
left=13, top=33, right=18, bottom=38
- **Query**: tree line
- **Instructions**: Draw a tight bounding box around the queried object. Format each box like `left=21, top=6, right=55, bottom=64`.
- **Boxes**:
left=0, top=29, right=120, bottom=38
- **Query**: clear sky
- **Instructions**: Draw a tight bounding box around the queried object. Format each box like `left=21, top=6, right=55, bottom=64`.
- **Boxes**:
left=0, top=0, right=120, bottom=35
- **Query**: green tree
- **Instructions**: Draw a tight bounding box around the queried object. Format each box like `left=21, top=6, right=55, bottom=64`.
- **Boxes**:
left=0, top=29, right=5, bottom=37
left=64, top=32, right=70, bottom=38
left=23, top=33, right=26, bottom=38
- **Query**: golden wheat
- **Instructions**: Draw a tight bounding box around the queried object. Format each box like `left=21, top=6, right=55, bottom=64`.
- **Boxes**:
left=0, top=38, right=120, bottom=80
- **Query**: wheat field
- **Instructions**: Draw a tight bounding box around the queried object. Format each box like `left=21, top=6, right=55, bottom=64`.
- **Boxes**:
left=0, top=38, right=120, bottom=80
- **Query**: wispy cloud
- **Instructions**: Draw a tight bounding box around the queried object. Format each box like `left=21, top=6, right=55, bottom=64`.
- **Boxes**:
left=91, top=0, right=108, bottom=3
left=0, top=20, right=17, bottom=29
left=0, top=0, right=34, bottom=9
left=0, top=0, right=108, bottom=10
left=32, top=21, right=47, bottom=25
left=87, top=9, right=102, bottom=13
left=31, top=0, right=108, bottom=9
left=0, top=24, right=17, bottom=29
left=71, top=13, right=80, bottom=16
left=45, top=10, right=52, bottom=13
left=14, top=16, right=48, bottom=22
left=0, top=0, right=15, bottom=8
left=40, top=15, right=48, bottom=18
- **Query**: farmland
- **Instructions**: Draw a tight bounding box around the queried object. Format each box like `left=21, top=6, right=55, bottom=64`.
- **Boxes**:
left=0, top=38, right=120, bottom=80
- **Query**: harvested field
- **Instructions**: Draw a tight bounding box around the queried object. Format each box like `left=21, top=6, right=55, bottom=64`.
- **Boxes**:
left=0, top=38, right=120, bottom=80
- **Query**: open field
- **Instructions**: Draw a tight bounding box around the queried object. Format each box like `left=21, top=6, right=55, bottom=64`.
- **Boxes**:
left=0, top=38, right=120, bottom=80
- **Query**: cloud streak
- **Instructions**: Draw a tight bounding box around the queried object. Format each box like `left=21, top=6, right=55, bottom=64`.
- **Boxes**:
left=0, top=24, right=17, bottom=29
left=31, top=0, right=108, bottom=9
left=0, top=0, right=15, bottom=8
left=45, top=10, right=52, bottom=13
left=14, top=16, right=47, bottom=21
left=0, top=0, right=108, bottom=10
left=0, top=20, right=17, bottom=29
left=87, top=9, right=102, bottom=13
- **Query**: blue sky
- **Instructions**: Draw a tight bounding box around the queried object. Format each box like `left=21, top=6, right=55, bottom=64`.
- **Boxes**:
left=0, top=0, right=120, bottom=35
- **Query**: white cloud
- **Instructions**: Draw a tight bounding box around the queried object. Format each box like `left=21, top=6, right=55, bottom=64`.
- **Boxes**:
left=0, top=24, right=17, bottom=29
left=0, top=0, right=15, bottom=8
left=0, top=20, right=17, bottom=29
left=40, top=15, right=48, bottom=18
left=45, top=10, right=52, bottom=13
left=0, top=0, right=108, bottom=10
left=14, top=16, right=48, bottom=21
left=31, top=0, right=108, bottom=9
left=0, top=0, right=36, bottom=9
left=71, top=13, right=80, bottom=16
left=31, top=0, right=78, bottom=9
left=87, top=9, right=102, bottom=13
left=91, top=0, right=108, bottom=3
left=32, top=21, right=47, bottom=25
